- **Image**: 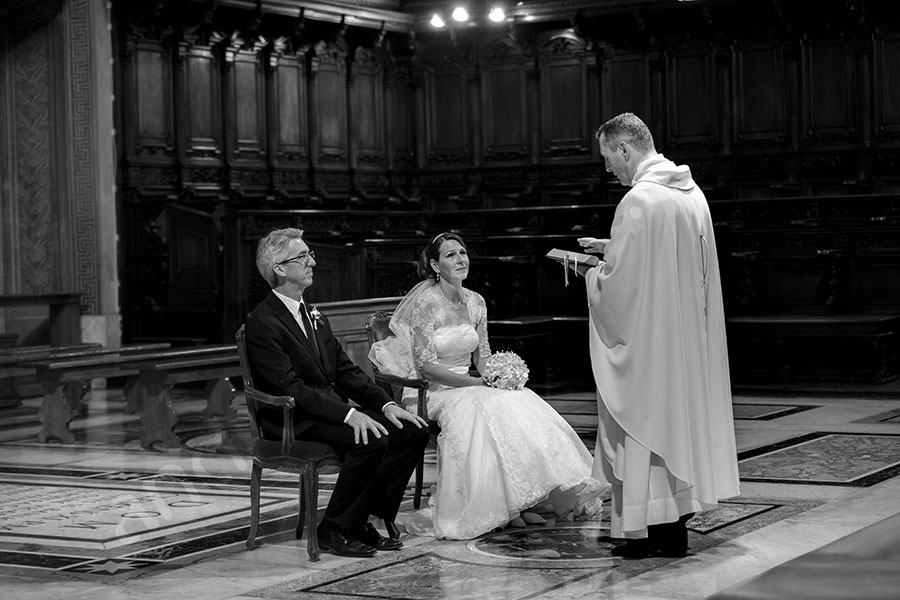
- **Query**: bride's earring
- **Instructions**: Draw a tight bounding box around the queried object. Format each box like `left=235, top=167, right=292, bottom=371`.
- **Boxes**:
left=435, top=271, right=440, bottom=282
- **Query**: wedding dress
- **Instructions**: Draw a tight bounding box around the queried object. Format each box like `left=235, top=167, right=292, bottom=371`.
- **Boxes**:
left=369, top=281, right=606, bottom=540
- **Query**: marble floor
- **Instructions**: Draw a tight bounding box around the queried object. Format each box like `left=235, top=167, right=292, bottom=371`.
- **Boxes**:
left=1, top=383, right=899, bottom=600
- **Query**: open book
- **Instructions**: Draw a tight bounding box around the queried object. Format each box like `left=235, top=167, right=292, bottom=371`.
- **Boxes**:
left=545, top=248, right=601, bottom=268
left=545, top=248, right=601, bottom=286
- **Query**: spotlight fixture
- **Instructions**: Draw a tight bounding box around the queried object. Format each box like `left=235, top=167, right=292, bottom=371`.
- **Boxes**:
left=451, top=6, right=469, bottom=22
left=427, top=3, right=509, bottom=29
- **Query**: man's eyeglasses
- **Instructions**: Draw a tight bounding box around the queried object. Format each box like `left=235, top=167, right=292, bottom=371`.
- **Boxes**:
left=277, top=250, right=315, bottom=265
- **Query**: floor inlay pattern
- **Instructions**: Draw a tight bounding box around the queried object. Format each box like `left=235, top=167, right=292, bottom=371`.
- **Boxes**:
left=738, top=432, right=900, bottom=485
left=733, top=403, right=819, bottom=420
left=245, top=497, right=817, bottom=600
left=854, top=407, right=900, bottom=424
left=0, top=466, right=333, bottom=579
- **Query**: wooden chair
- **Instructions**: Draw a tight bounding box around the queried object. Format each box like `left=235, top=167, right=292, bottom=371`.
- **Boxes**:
left=364, top=310, right=436, bottom=509
left=235, top=325, right=341, bottom=562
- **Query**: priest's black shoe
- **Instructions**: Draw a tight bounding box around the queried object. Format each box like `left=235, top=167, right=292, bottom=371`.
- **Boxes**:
left=347, top=522, right=403, bottom=551
left=317, top=523, right=376, bottom=558
left=610, top=538, right=655, bottom=559
left=648, top=513, right=692, bottom=558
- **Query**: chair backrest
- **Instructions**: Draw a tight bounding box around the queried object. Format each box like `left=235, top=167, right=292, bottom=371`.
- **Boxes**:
left=235, top=324, right=254, bottom=388
left=364, top=310, right=401, bottom=399
left=365, top=310, right=393, bottom=346
left=235, top=324, right=263, bottom=442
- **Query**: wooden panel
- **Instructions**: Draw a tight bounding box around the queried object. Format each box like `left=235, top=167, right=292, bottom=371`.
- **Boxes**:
left=352, top=59, right=384, bottom=163
left=316, top=57, right=347, bottom=162
left=854, top=233, right=900, bottom=313
left=734, top=43, right=785, bottom=144
left=302, top=243, right=351, bottom=304
left=426, top=66, right=467, bottom=162
left=315, top=296, right=404, bottom=376
left=875, top=33, right=900, bottom=140
left=165, top=204, right=218, bottom=310
left=275, top=55, right=307, bottom=162
left=390, top=70, right=413, bottom=167
left=802, top=38, right=855, bottom=142
left=133, top=46, right=172, bottom=158
left=667, top=46, right=717, bottom=147
left=541, top=58, right=591, bottom=156
left=602, top=52, right=651, bottom=125
left=482, top=64, right=527, bottom=161
left=184, top=50, right=221, bottom=160
left=233, top=54, right=265, bottom=161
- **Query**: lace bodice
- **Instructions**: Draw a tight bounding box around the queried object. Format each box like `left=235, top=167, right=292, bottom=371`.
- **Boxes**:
left=410, top=285, right=491, bottom=372
left=428, top=324, right=480, bottom=370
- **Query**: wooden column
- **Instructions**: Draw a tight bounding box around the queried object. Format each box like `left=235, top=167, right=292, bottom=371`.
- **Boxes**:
left=264, top=43, right=280, bottom=190
left=717, top=43, right=733, bottom=156
left=346, top=54, right=358, bottom=190
left=468, top=64, right=482, bottom=168
left=527, top=60, right=541, bottom=164
left=219, top=39, right=236, bottom=180
left=412, top=64, right=426, bottom=170
left=306, top=54, right=320, bottom=173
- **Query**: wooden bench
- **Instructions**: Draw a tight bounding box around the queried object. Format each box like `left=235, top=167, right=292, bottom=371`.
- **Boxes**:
left=22, top=343, right=238, bottom=446
left=726, top=315, right=900, bottom=384
left=708, top=511, right=900, bottom=600
left=21, top=343, right=173, bottom=443
left=119, top=344, right=237, bottom=413
left=0, top=344, right=103, bottom=407
left=120, top=345, right=239, bottom=449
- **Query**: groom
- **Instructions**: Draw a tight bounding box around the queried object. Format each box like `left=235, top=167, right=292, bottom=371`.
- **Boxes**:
left=243, top=227, right=429, bottom=558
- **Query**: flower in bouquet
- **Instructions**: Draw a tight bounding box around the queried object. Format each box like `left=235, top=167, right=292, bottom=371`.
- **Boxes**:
left=482, top=351, right=529, bottom=390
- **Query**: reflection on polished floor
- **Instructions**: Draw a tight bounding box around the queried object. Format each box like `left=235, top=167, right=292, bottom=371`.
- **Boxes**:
left=1, top=382, right=899, bottom=600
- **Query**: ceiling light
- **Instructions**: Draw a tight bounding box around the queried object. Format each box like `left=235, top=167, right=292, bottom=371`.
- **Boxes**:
left=451, top=6, right=469, bottom=22
left=488, top=6, right=505, bottom=22
left=430, top=13, right=446, bottom=28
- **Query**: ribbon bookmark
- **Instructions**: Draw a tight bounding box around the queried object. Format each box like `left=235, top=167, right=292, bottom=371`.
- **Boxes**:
left=564, top=254, right=569, bottom=287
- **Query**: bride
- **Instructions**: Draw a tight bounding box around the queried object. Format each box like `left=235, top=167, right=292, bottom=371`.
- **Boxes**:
left=369, top=232, right=607, bottom=539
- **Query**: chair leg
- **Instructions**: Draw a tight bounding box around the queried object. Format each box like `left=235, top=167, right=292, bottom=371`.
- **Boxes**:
left=296, top=474, right=306, bottom=540
left=413, top=454, right=425, bottom=509
left=384, top=519, right=401, bottom=540
left=246, top=463, right=262, bottom=550
left=304, top=469, right=321, bottom=562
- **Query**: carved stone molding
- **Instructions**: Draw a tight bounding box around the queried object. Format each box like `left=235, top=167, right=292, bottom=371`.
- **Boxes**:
left=12, top=28, right=55, bottom=294
left=65, top=0, right=101, bottom=313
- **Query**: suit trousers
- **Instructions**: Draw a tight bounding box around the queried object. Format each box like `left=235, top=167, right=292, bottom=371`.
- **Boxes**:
left=296, top=410, right=430, bottom=530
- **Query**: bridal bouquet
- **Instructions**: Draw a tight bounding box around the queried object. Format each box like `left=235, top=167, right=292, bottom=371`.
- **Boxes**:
left=482, top=351, right=529, bottom=390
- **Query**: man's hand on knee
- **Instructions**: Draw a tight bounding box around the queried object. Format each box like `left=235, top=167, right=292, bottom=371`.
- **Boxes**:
left=346, top=411, right=388, bottom=445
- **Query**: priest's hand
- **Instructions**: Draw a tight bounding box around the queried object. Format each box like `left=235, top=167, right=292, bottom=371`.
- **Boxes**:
left=577, top=237, right=609, bottom=254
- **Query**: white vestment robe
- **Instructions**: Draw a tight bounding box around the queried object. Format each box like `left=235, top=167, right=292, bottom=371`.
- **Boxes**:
left=586, top=154, right=740, bottom=538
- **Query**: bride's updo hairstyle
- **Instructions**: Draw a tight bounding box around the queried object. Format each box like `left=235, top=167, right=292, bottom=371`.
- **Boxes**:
left=417, top=231, right=468, bottom=281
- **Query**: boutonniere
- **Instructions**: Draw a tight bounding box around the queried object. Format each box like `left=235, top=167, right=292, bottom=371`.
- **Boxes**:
left=309, top=306, right=322, bottom=330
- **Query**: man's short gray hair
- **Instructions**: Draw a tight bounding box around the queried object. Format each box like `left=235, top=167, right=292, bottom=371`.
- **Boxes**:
left=596, top=112, right=655, bottom=153
left=256, top=227, right=305, bottom=288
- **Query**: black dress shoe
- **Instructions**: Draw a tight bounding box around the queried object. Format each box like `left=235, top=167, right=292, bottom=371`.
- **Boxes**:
left=317, top=524, right=376, bottom=558
left=610, top=538, right=655, bottom=559
left=648, top=513, right=692, bottom=558
left=347, top=523, right=403, bottom=551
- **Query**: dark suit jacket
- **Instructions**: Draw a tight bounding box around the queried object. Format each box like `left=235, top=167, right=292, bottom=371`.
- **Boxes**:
left=244, top=291, right=393, bottom=439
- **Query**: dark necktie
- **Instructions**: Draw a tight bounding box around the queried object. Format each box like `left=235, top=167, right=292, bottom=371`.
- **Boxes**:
left=299, top=302, right=319, bottom=356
